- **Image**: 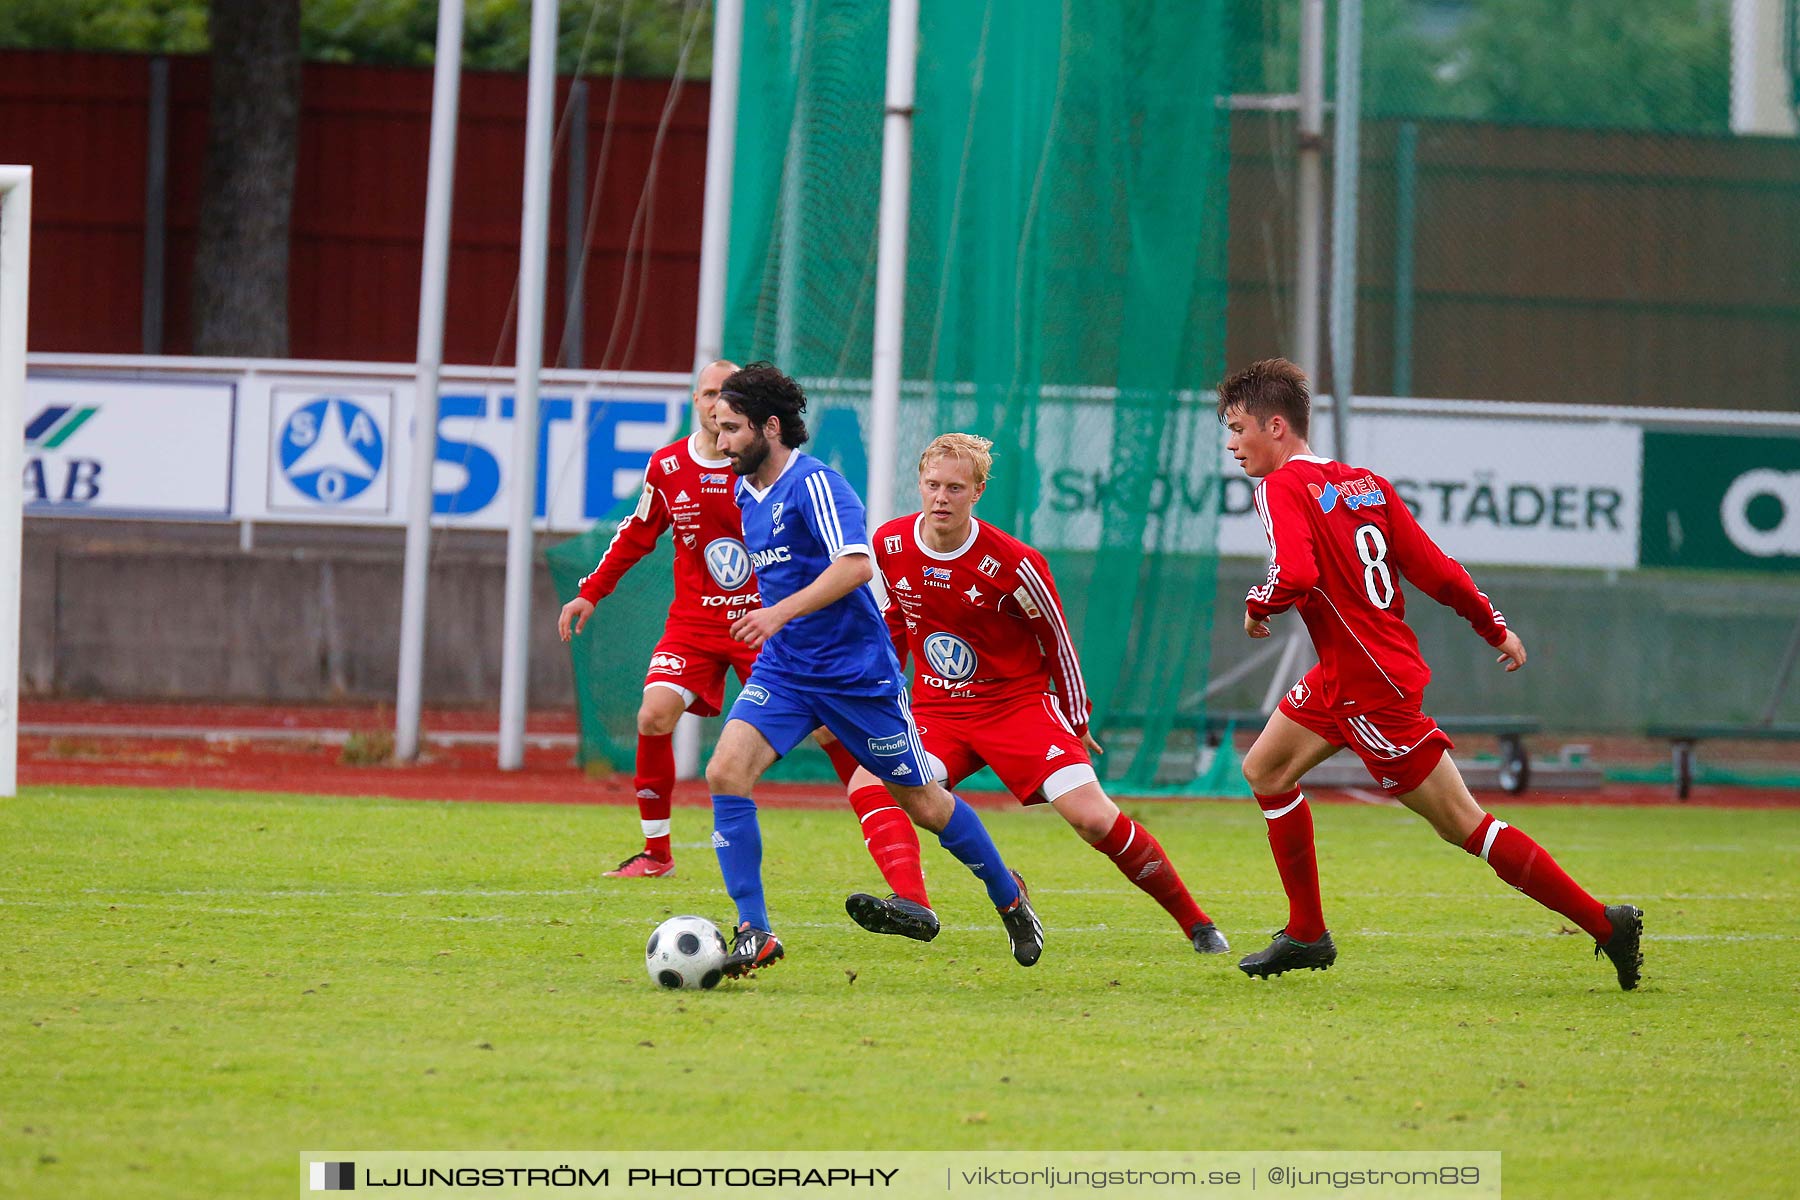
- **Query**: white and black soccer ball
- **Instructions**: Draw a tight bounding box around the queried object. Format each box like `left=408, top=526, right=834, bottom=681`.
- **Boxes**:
left=645, top=915, right=727, bottom=990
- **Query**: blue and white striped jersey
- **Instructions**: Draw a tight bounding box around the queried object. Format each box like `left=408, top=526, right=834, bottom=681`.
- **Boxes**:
left=736, top=451, right=901, bottom=693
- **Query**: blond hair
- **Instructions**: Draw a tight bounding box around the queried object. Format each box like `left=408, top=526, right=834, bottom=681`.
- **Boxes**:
left=918, top=433, right=995, bottom=486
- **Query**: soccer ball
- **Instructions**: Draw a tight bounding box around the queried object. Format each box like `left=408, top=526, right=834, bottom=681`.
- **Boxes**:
left=645, top=915, right=727, bottom=990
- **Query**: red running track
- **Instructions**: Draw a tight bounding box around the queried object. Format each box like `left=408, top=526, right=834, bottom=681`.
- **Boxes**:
left=16, top=698, right=1798, bottom=810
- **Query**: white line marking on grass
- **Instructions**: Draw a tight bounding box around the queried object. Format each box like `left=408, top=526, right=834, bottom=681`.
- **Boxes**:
left=1344, top=787, right=1402, bottom=807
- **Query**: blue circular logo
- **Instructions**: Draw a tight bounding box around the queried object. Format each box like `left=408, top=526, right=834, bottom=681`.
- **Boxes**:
left=704, top=538, right=752, bottom=590
left=279, top=397, right=384, bottom=504
left=923, top=632, right=978, bottom=682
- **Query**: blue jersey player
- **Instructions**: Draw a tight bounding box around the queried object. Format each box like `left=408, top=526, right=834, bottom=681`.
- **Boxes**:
left=704, top=362, right=1044, bottom=976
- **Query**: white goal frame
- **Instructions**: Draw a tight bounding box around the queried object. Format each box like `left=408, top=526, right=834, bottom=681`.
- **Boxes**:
left=1, top=165, right=32, bottom=797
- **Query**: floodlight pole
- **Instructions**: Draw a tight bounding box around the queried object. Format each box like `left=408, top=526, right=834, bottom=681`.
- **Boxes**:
left=673, top=0, right=746, bottom=781
left=498, top=0, right=559, bottom=770
left=1327, top=0, right=1362, bottom=460
left=0, top=167, right=30, bottom=798
left=867, top=0, right=920, bottom=532
left=396, top=0, right=465, bottom=762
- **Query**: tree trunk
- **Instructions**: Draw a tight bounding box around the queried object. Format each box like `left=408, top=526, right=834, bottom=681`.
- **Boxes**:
left=191, top=0, right=300, bottom=357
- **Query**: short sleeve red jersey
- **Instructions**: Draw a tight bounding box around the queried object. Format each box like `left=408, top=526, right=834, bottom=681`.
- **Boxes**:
left=576, top=433, right=760, bottom=627
left=874, top=515, right=1093, bottom=735
left=1247, top=455, right=1507, bottom=711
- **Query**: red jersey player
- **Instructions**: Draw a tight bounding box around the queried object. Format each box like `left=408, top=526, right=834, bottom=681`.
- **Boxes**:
left=839, top=434, right=1229, bottom=957
left=557, top=361, right=860, bottom=878
left=1219, top=358, right=1642, bottom=989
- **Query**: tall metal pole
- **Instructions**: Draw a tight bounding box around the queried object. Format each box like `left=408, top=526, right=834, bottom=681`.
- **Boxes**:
left=675, top=0, right=745, bottom=782
left=396, top=0, right=465, bottom=762
left=866, top=0, right=919, bottom=532
left=693, top=0, right=743, bottom=371
left=0, top=167, right=32, bottom=798
left=562, top=77, right=588, bottom=368
left=1293, top=0, right=1325, bottom=387
left=498, top=0, right=559, bottom=770
left=775, top=0, right=809, bottom=372
left=1328, top=0, right=1362, bottom=459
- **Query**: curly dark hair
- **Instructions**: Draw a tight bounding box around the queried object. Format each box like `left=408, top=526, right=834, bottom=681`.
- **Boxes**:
left=718, top=361, right=811, bottom=448
left=1216, top=357, right=1311, bottom=439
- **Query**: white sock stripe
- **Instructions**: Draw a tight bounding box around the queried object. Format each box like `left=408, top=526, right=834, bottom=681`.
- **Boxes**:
left=640, top=818, right=671, bottom=838
left=1113, top=820, right=1137, bottom=857
left=1478, top=818, right=1508, bottom=863
left=1261, top=793, right=1306, bottom=820
left=857, top=806, right=904, bottom=824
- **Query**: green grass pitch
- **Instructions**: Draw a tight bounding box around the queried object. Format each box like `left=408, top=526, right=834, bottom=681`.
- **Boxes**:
left=3, top=786, right=1796, bottom=1198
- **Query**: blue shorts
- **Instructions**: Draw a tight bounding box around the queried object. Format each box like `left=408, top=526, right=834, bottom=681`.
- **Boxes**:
left=727, top=670, right=933, bottom=784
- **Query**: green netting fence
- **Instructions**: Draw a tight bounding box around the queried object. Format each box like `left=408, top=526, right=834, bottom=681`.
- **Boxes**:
left=551, top=0, right=1234, bottom=791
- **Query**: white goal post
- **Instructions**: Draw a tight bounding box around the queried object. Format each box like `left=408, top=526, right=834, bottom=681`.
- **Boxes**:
left=1, top=165, right=31, bottom=798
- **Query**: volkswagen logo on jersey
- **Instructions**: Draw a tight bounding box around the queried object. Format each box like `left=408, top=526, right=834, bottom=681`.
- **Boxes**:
left=704, top=538, right=753, bottom=590
left=278, top=397, right=384, bottom=503
left=922, top=632, right=978, bottom=683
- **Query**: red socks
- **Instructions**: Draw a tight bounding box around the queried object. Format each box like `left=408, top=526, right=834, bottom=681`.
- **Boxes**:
left=1094, top=812, right=1209, bottom=931
left=635, top=732, right=676, bottom=861
left=1463, top=813, right=1611, bottom=940
left=1256, top=787, right=1327, bottom=941
left=820, top=737, right=862, bottom=787
left=848, top=783, right=928, bottom=905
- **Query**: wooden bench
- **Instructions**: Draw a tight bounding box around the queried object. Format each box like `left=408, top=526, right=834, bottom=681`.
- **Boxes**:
left=1645, top=722, right=1800, bottom=799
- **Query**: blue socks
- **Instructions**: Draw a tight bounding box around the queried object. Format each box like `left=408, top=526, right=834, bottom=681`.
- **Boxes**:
left=711, top=793, right=769, bottom=932
left=936, top=796, right=1021, bottom=910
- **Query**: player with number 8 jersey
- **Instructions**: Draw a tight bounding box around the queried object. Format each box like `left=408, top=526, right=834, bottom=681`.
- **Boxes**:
left=1222, top=358, right=1642, bottom=990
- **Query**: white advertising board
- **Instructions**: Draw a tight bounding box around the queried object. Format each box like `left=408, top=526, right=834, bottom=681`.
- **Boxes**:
left=230, top=374, right=689, bottom=530
left=22, top=374, right=235, bottom=518
left=1030, top=404, right=1642, bottom=568
left=20, top=361, right=1648, bottom=570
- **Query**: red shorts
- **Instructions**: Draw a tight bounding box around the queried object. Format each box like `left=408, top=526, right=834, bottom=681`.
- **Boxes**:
left=1278, top=667, right=1452, bottom=796
left=643, top=625, right=759, bottom=718
left=913, top=692, right=1095, bottom=805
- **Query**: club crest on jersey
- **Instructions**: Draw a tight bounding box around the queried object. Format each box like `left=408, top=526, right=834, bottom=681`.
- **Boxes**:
left=648, top=652, right=687, bottom=674
left=739, top=684, right=771, bottom=706
left=660, top=455, right=680, bottom=474
left=1309, top=477, right=1385, bottom=513
left=1287, top=679, right=1311, bottom=707
left=704, top=538, right=753, bottom=589
left=867, top=732, right=910, bottom=758
left=884, top=534, right=902, bottom=554
left=977, top=554, right=1001, bottom=578
left=922, top=632, right=978, bottom=683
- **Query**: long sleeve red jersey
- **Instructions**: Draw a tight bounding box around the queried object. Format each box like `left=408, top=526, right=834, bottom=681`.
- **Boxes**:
left=576, top=433, right=761, bottom=627
left=1247, top=454, right=1507, bottom=711
left=875, top=514, right=1093, bottom=735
